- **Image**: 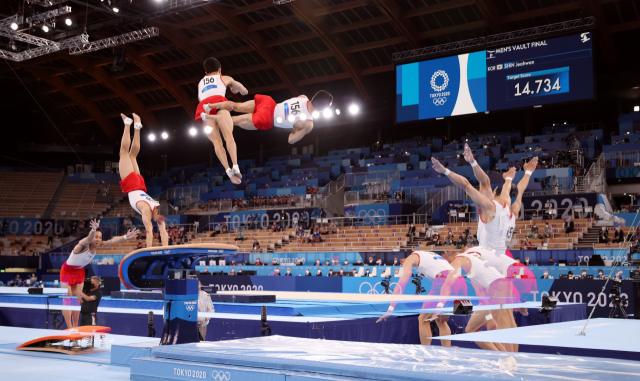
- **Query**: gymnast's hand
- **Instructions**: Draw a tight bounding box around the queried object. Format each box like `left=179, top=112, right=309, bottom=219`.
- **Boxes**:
left=376, top=313, right=391, bottom=323
left=89, top=219, right=100, bottom=230
left=463, top=143, right=475, bottom=163
left=126, top=229, right=140, bottom=240
left=503, top=167, right=516, bottom=180
left=431, top=158, right=446, bottom=174
left=519, top=307, right=529, bottom=316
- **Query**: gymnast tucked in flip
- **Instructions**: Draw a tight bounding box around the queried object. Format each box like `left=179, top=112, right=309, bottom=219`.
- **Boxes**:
left=203, top=90, right=333, bottom=144
left=119, top=113, right=168, bottom=248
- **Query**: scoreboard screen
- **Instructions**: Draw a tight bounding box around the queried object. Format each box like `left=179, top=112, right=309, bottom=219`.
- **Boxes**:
left=396, top=32, right=594, bottom=123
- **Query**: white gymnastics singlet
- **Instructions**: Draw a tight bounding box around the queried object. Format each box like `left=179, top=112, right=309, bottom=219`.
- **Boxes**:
left=455, top=247, right=504, bottom=292
left=197, top=74, right=227, bottom=102
left=273, top=97, right=314, bottom=129
left=414, top=251, right=455, bottom=280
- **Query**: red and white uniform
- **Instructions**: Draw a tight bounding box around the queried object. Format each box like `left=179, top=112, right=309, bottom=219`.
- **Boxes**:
left=414, top=251, right=454, bottom=280
left=477, top=200, right=515, bottom=256
left=455, top=247, right=504, bottom=292
left=273, top=97, right=314, bottom=129
left=195, top=74, right=228, bottom=123
left=60, top=246, right=96, bottom=286
left=119, top=173, right=160, bottom=216
left=413, top=251, right=467, bottom=309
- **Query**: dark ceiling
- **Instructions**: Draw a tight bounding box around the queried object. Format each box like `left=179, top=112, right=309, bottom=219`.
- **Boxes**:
left=1, top=0, right=640, bottom=171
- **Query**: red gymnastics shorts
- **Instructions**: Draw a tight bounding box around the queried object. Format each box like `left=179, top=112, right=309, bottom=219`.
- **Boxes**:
left=252, top=94, right=276, bottom=131
left=120, top=172, right=147, bottom=194
left=422, top=271, right=467, bottom=309
left=60, top=262, right=85, bottom=287
left=195, top=95, right=228, bottom=123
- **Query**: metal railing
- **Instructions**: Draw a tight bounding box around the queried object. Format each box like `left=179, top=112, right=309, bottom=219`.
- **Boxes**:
left=328, top=213, right=428, bottom=227
left=189, top=195, right=324, bottom=214
left=416, top=185, right=465, bottom=217
left=604, top=150, right=640, bottom=166
left=577, top=152, right=608, bottom=194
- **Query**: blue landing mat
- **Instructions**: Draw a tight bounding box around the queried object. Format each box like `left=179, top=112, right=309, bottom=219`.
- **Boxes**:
left=132, top=336, right=640, bottom=381
left=436, top=318, right=640, bottom=360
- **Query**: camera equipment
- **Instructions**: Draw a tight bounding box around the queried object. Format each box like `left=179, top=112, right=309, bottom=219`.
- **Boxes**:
left=537, top=295, right=557, bottom=324
left=28, top=287, right=43, bottom=295
left=44, top=295, right=63, bottom=330
left=148, top=311, right=156, bottom=337
left=411, top=274, right=426, bottom=295
left=261, top=306, right=272, bottom=337
left=609, top=278, right=628, bottom=319
left=453, top=300, right=473, bottom=315
left=381, top=276, right=392, bottom=294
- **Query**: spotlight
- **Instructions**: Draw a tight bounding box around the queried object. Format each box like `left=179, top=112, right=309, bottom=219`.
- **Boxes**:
left=10, top=22, right=18, bottom=31
left=287, top=115, right=295, bottom=123
left=335, top=109, right=340, bottom=115
left=349, top=104, right=359, bottom=115
left=65, top=18, right=72, bottom=26
left=10, top=39, right=16, bottom=51
left=323, top=108, right=332, bottom=119
left=42, top=24, right=49, bottom=33
left=300, top=113, right=307, bottom=121
left=635, top=106, right=639, bottom=112
left=189, top=127, right=197, bottom=136
left=203, top=126, right=213, bottom=134
left=113, top=7, right=119, bottom=12
left=161, top=132, right=168, bottom=140
left=311, top=111, right=320, bottom=119
left=276, top=117, right=283, bottom=124
left=148, top=133, right=156, bottom=141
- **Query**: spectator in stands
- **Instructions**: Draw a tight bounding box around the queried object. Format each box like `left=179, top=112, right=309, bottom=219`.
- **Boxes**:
left=523, top=257, right=532, bottom=266
left=254, top=257, right=264, bottom=266
left=391, top=258, right=399, bottom=266
left=329, top=222, right=337, bottom=234
left=613, top=227, right=624, bottom=243
left=564, top=218, right=575, bottom=234
left=567, top=271, right=574, bottom=278
left=336, top=268, right=345, bottom=277
left=305, top=269, right=311, bottom=276
left=229, top=268, right=236, bottom=276
left=599, top=231, right=608, bottom=243
left=201, top=267, right=211, bottom=275
left=313, top=230, right=323, bottom=243
left=621, top=205, right=629, bottom=213
left=425, top=225, right=433, bottom=240
left=14, top=235, right=21, bottom=245
left=235, top=231, right=245, bottom=242
left=316, top=269, right=322, bottom=276
left=580, top=270, right=588, bottom=279
left=375, top=258, right=382, bottom=266
left=534, top=145, right=541, bottom=152
left=596, top=270, right=604, bottom=279
left=544, top=223, right=553, bottom=239
left=355, top=259, right=363, bottom=266
left=548, top=258, right=555, bottom=266
left=300, top=211, right=309, bottom=229
left=363, top=268, right=371, bottom=277
left=303, top=230, right=312, bottom=243
left=230, top=260, right=237, bottom=266
left=285, top=268, right=292, bottom=277
left=253, top=240, right=262, bottom=253
left=406, top=224, right=416, bottom=242
left=529, top=224, right=539, bottom=239
left=343, top=259, right=349, bottom=267
left=325, top=260, right=330, bottom=266
left=367, top=257, right=374, bottom=266
left=540, top=271, right=551, bottom=279
left=444, top=236, right=454, bottom=246
left=446, top=203, right=455, bottom=222
left=271, top=258, right=279, bottom=266
left=314, top=259, right=321, bottom=266
left=210, top=223, right=222, bottom=237
left=521, top=237, right=533, bottom=250
left=552, top=176, right=559, bottom=195
left=136, top=240, right=145, bottom=249
left=13, top=248, right=21, bottom=256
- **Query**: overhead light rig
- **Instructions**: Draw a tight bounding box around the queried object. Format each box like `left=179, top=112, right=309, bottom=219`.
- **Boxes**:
left=0, top=3, right=161, bottom=62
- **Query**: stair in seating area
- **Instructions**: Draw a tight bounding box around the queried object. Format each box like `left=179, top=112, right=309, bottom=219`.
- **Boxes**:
left=44, top=174, right=68, bottom=219
left=575, top=227, right=600, bottom=249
